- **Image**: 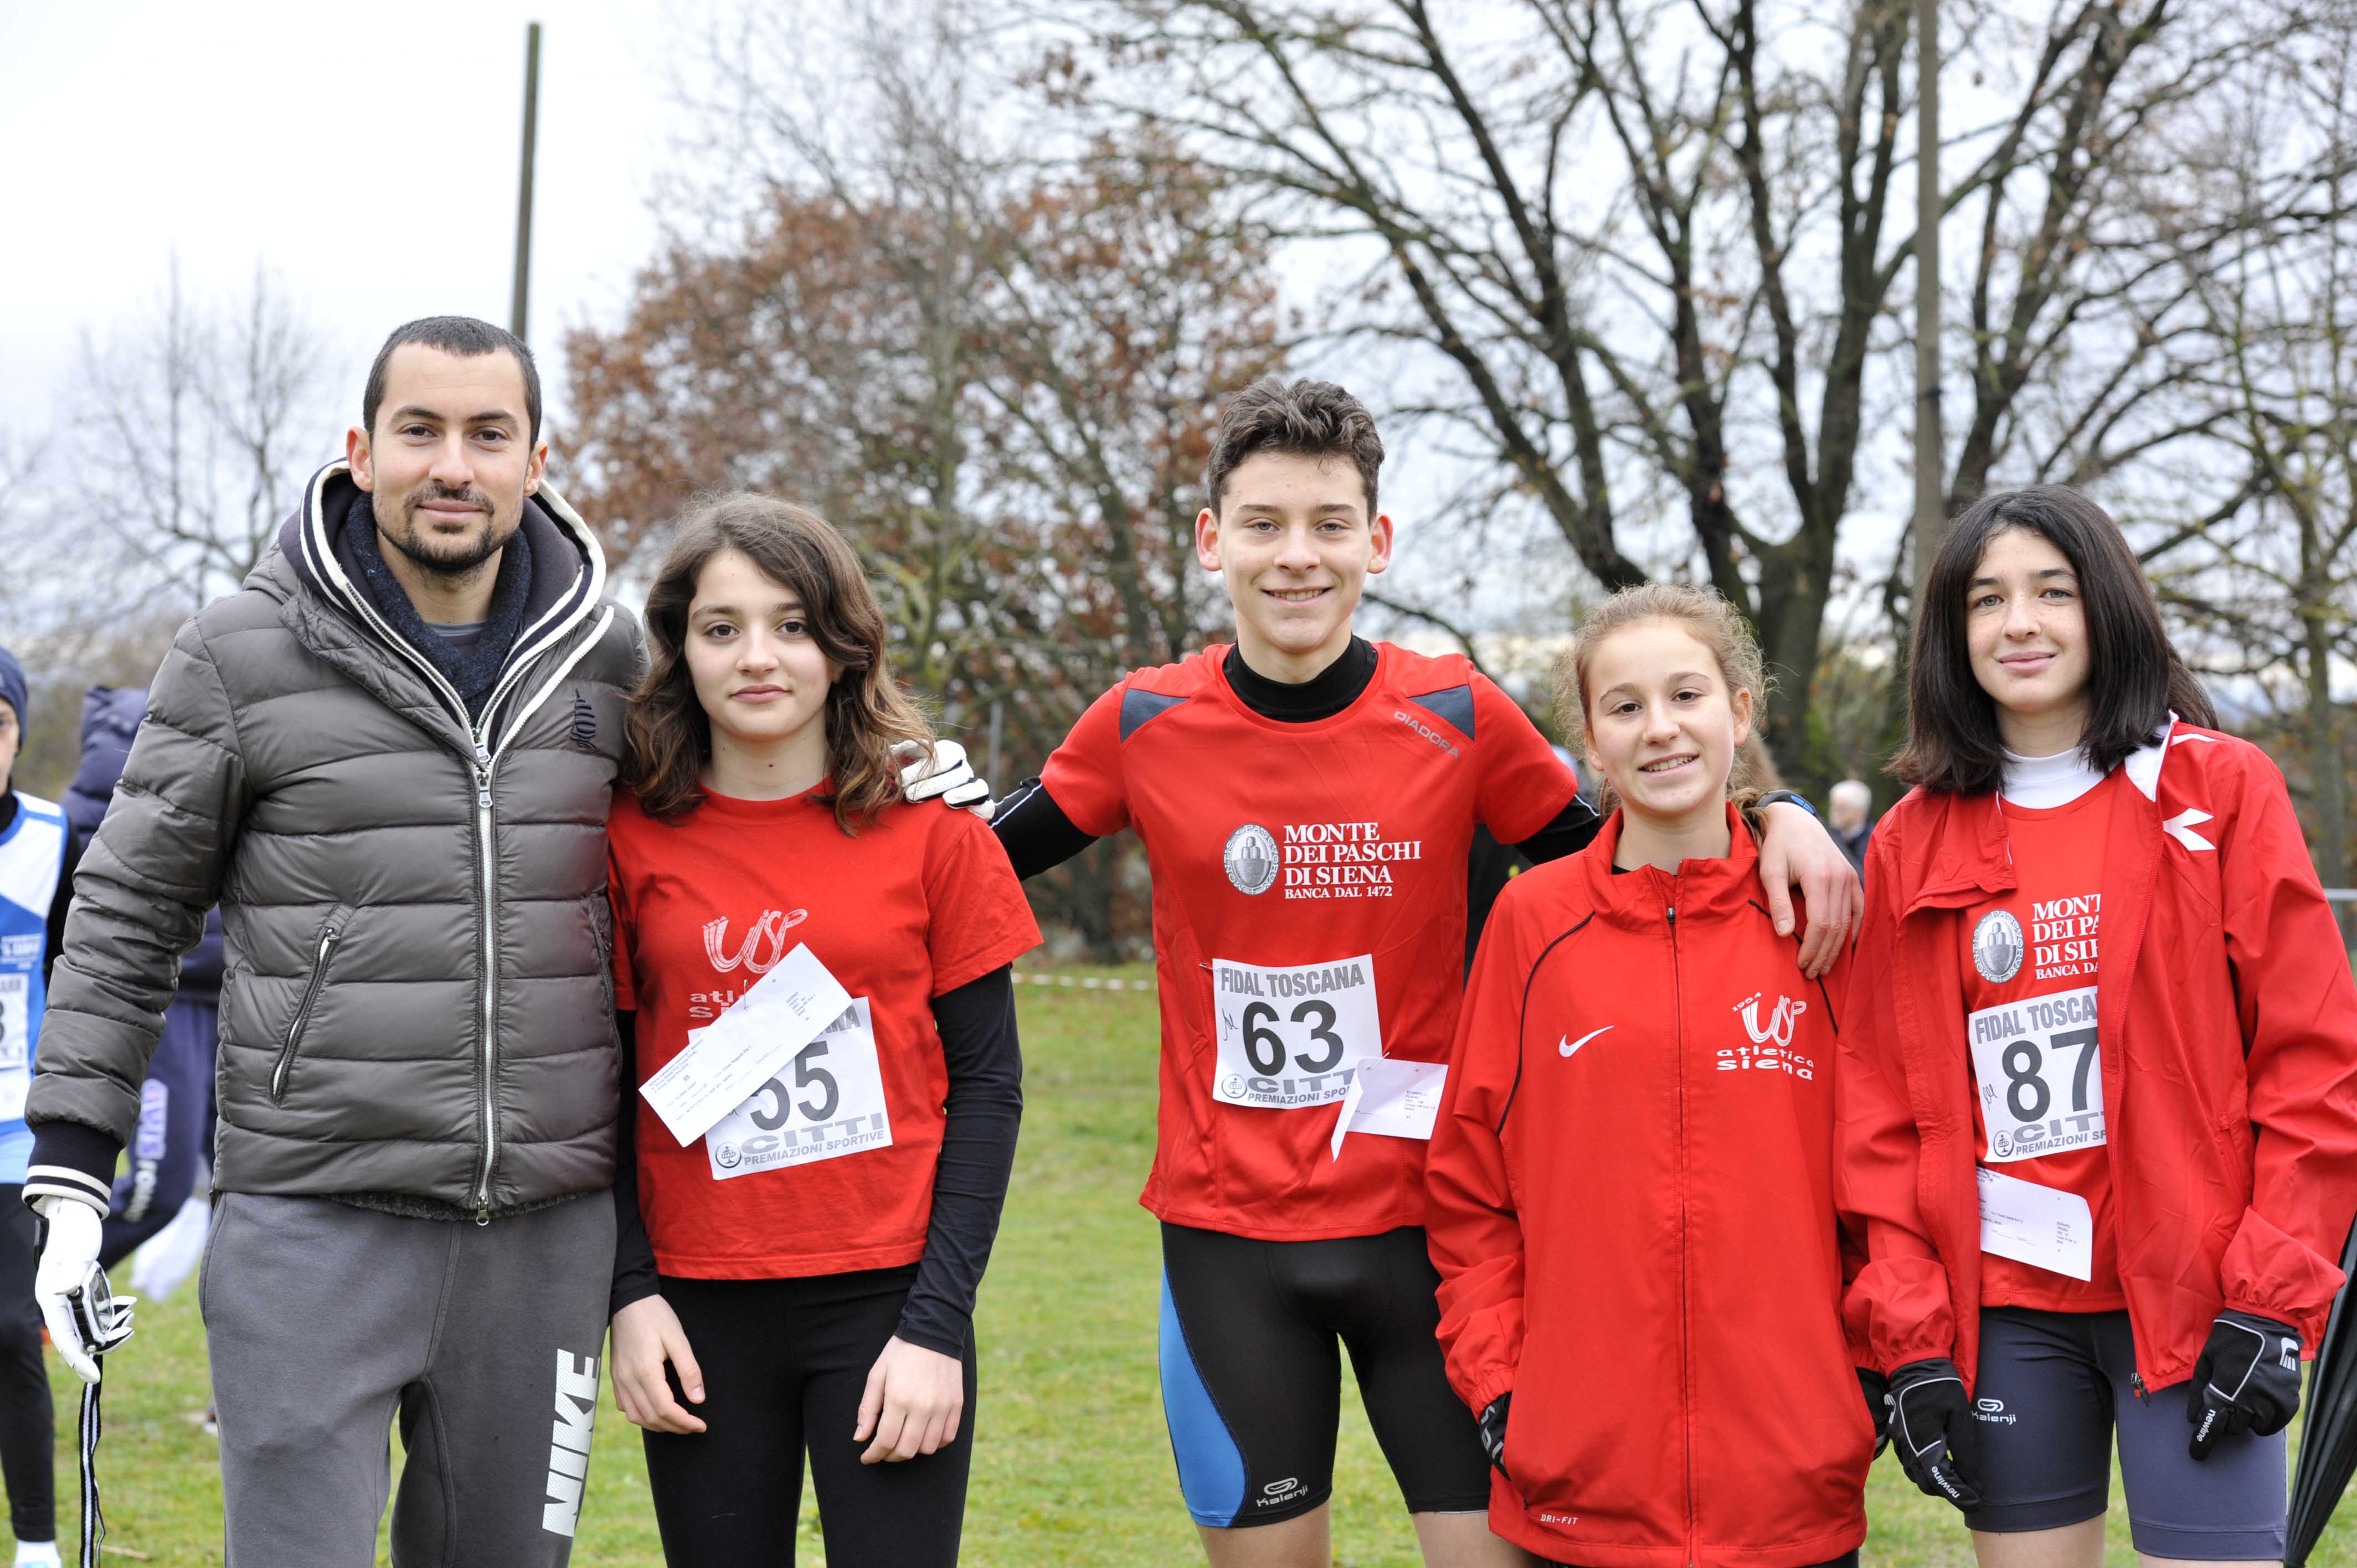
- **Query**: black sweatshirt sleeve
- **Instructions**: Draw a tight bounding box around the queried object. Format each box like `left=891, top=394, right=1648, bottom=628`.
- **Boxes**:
left=990, top=778, right=1099, bottom=880
left=43, top=829, right=83, bottom=988
left=1511, top=793, right=1606, bottom=865
left=608, top=1009, right=662, bottom=1318
left=897, top=965, right=1024, bottom=1357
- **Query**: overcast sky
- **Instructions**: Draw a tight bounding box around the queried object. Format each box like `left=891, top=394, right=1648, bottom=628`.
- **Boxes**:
left=0, top=1, right=708, bottom=440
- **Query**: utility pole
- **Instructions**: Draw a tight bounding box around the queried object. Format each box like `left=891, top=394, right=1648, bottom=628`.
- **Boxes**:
left=1911, top=0, right=1943, bottom=616
left=510, top=22, right=543, bottom=342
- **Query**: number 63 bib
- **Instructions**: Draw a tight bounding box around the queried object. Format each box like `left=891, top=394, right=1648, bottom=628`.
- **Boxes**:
left=703, top=998, right=892, bottom=1180
left=1969, top=984, right=2104, bottom=1162
left=1211, top=955, right=1381, bottom=1110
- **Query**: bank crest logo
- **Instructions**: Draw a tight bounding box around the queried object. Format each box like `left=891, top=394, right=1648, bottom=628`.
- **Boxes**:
left=713, top=1142, right=743, bottom=1169
left=1973, top=910, right=2025, bottom=983
left=1223, top=823, right=1279, bottom=895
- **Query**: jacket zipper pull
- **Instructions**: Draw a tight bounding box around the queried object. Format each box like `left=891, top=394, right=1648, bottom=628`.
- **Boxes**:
left=475, top=1199, right=491, bottom=1227
left=2132, top=1371, right=2151, bottom=1405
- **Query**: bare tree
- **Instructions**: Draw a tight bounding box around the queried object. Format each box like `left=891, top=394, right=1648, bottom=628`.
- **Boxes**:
left=2133, top=23, right=2357, bottom=911
left=567, top=2, right=1285, bottom=953
left=64, top=260, right=339, bottom=614
left=1060, top=0, right=2320, bottom=788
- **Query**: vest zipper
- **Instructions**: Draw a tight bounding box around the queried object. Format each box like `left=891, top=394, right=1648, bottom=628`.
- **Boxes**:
left=471, top=741, right=498, bottom=1224
left=270, top=923, right=343, bottom=1103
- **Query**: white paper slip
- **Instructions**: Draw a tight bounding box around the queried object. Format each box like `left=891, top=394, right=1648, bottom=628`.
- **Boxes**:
left=1329, top=1058, right=1448, bottom=1160
left=640, top=943, right=853, bottom=1147
left=1977, top=1166, right=2094, bottom=1281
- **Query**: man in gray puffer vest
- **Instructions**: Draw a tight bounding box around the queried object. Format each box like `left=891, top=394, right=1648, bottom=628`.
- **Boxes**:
left=23, top=317, right=641, bottom=1567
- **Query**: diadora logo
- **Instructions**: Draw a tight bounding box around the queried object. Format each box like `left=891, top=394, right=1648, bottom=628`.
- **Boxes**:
left=1255, top=1476, right=1308, bottom=1507
left=703, top=909, right=809, bottom=973
left=1559, top=1025, right=1612, bottom=1059
left=542, top=1350, right=600, bottom=1536
left=1390, top=709, right=1460, bottom=758
left=1974, top=1396, right=2017, bottom=1425
left=1721, top=993, right=1816, bottom=1078
left=568, top=691, right=598, bottom=753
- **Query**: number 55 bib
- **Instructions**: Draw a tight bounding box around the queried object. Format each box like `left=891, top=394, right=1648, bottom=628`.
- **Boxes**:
left=704, top=998, right=892, bottom=1180
left=1969, top=985, right=2104, bottom=1162
left=1211, top=955, right=1381, bottom=1109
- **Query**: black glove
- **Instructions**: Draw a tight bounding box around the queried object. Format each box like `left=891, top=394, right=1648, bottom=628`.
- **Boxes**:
left=1478, top=1394, right=1511, bottom=1481
left=1857, top=1366, right=1892, bottom=1457
left=1886, top=1358, right=1983, bottom=1510
left=2188, top=1310, right=2302, bottom=1460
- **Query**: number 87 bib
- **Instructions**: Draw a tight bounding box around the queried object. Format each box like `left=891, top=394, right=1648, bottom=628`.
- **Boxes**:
left=1969, top=984, right=2105, bottom=1162
left=1211, top=956, right=1381, bottom=1110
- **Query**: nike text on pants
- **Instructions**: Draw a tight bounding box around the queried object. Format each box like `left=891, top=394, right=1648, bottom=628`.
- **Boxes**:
left=200, top=1190, right=615, bottom=1568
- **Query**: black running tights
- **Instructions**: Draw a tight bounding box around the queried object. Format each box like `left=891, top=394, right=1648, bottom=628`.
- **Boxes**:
left=0, top=1185, right=55, bottom=1543
left=642, top=1266, right=976, bottom=1567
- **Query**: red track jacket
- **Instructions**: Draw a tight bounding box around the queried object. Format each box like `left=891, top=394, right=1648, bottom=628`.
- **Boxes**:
left=1429, top=808, right=1871, bottom=1568
left=1838, top=720, right=2357, bottom=1390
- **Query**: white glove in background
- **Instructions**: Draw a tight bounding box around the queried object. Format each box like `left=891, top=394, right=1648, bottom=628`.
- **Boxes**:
left=896, top=740, right=995, bottom=818
left=30, top=1195, right=105, bottom=1383
left=130, top=1188, right=212, bottom=1303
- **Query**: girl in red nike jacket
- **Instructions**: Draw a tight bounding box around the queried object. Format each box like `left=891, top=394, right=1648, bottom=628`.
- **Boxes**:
left=1428, top=585, right=1872, bottom=1568
left=1839, top=486, right=2357, bottom=1566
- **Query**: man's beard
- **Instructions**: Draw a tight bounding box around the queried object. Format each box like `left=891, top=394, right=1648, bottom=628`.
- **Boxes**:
left=374, top=482, right=518, bottom=577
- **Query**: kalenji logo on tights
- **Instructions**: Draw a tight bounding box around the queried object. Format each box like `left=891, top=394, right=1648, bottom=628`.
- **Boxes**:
left=542, top=1350, right=600, bottom=1536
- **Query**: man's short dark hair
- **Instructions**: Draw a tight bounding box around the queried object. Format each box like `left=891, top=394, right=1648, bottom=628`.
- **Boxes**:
left=1206, top=378, right=1385, bottom=516
left=363, top=316, right=543, bottom=444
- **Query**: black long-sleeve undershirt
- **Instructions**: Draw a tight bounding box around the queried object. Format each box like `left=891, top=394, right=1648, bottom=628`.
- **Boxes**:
left=990, top=639, right=1605, bottom=878
left=609, top=965, right=1025, bottom=1358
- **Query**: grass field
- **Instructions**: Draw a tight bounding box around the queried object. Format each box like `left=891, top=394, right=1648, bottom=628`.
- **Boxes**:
left=7, top=967, right=2357, bottom=1565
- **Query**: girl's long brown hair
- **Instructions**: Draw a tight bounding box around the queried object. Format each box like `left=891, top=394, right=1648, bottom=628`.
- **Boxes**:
left=624, top=492, right=933, bottom=832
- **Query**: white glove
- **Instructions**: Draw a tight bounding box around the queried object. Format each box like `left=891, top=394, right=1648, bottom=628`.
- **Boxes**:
left=896, top=740, right=995, bottom=819
left=32, top=1195, right=109, bottom=1384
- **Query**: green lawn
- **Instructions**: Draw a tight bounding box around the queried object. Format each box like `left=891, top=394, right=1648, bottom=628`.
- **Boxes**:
left=7, top=968, right=2356, bottom=1565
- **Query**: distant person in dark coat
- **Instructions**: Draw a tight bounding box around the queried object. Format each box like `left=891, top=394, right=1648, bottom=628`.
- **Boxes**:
left=60, top=687, right=222, bottom=1266
left=1830, top=778, right=1876, bottom=875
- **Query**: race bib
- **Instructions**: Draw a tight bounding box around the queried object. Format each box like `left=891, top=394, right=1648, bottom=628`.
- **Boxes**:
left=703, top=998, right=891, bottom=1180
left=1211, top=956, right=1380, bottom=1109
left=0, top=973, right=27, bottom=1123
left=1968, top=985, right=2104, bottom=1162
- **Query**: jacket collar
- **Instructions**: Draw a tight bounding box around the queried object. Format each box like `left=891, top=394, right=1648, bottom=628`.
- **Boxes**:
left=266, top=461, right=608, bottom=739
left=1895, top=715, right=2183, bottom=920
left=1577, top=802, right=1768, bottom=930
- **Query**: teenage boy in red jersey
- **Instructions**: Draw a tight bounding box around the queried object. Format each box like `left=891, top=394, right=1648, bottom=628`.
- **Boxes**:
left=989, top=379, right=1861, bottom=1568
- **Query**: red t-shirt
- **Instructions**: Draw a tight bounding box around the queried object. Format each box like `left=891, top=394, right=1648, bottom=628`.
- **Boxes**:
left=608, top=785, right=1040, bottom=1278
left=1040, top=643, right=1578, bottom=1240
left=1960, top=775, right=2124, bottom=1310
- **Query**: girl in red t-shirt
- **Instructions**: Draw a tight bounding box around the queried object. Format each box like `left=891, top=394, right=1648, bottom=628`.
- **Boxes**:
left=1427, top=585, right=1872, bottom=1568
left=1840, top=486, right=2357, bottom=1566
left=604, top=493, right=1039, bottom=1566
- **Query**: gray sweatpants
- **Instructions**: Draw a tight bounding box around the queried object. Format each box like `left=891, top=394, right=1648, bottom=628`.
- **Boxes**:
left=199, top=1192, right=616, bottom=1568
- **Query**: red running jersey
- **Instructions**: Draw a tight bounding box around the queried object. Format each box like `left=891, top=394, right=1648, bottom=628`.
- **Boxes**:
left=608, top=786, right=1040, bottom=1279
left=1960, top=775, right=2125, bottom=1310
left=1041, top=643, right=1577, bottom=1240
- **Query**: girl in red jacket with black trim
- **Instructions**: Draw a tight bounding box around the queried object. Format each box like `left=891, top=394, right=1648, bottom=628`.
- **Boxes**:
left=1428, top=584, right=1874, bottom=1568
left=1839, top=486, right=2357, bottom=1566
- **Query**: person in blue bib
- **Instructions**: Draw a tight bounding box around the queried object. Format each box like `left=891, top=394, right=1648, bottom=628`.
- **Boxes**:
left=0, top=645, right=81, bottom=1568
